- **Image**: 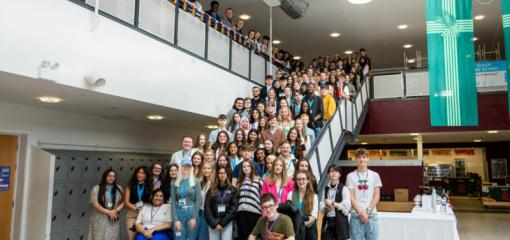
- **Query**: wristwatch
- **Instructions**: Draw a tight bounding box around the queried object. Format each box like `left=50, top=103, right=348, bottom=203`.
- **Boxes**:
left=366, top=208, right=373, bottom=214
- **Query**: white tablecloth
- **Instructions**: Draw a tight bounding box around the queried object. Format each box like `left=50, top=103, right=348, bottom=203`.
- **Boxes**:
left=378, top=208, right=460, bottom=240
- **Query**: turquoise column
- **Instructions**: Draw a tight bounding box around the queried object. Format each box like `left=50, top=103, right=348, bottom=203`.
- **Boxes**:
left=502, top=0, right=510, bottom=116
left=426, top=0, right=478, bottom=126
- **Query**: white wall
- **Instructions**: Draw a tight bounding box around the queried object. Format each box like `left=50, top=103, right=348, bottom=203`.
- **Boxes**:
left=0, top=0, right=257, bottom=118
left=0, top=101, right=206, bottom=239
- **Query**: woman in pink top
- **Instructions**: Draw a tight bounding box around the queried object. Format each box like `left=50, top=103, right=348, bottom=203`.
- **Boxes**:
left=261, top=158, right=295, bottom=204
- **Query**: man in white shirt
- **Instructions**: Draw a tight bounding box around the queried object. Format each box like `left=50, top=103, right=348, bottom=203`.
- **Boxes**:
left=170, top=136, right=197, bottom=166
left=208, top=114, right=233, bottom=144
left=346, top=148, right=382, bottom=240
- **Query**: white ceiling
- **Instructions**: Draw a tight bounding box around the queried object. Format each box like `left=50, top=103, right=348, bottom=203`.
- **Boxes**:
left=204, top=0, right=503, bottom=68
left=0, top=71, right=216, bottom=130
left=356, top=130, right=510, bottom=144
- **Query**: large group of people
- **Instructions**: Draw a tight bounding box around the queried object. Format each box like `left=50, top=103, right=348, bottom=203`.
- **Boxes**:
left=86, top=3, right=378, bottom=237
left=88, top=147, right=382, bottom=240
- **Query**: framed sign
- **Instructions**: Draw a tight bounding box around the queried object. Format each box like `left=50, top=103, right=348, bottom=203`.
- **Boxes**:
left=0, top=166, right=10, bottom=191
left=491, top=159, right=508, bottom=179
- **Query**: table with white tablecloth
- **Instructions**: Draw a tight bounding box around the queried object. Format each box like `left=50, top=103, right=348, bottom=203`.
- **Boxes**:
left=377, top=207, right=460, bottom=240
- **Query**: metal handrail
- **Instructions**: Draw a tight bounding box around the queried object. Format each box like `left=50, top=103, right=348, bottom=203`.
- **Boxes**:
left=69, top=0, right=287, bottom=87
left=307, top=79, right=370, bottom=189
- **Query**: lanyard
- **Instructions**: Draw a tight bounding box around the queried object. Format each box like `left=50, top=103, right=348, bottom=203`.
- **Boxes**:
left=307, top=98, right=314, bottom=108
left=264, top=215, right=280, bottom=240
left=277, top=185, right=283, bottom=201
left=137, top=184, right=145, bottom=202
left=290, top=145, right=296, bottom=154
left=328, top=184, right=338, bottom=201
left=181, top=151, right=190, bottom=161
left=261, top=164, right=265, bottom=175
left=218, top=189, right=228, bottom=204
left=150, top=206, right=161, bottom=224
left=297, top=199, right=303, bottom=211
left=179, top=179, right=189, bottom=197
left=231, top=157, right=238, bottom=169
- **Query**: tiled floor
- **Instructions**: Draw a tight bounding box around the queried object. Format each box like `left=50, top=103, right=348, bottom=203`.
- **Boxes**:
left=457, top=212, right=510, bottom=240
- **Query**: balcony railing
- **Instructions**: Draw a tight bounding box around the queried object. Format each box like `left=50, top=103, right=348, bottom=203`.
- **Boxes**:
left=71, top=0, right=287, bottom=86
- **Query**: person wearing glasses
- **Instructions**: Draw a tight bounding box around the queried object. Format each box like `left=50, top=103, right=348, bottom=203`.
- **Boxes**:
left=171, top=159, right=202, bottom=240
left=204, top=166, right=238, bottom=240
left=248, top=193, right=295, bottom=240
left=287, top=171, right=318, bottom=240
left=134, top=189, right=171, bottom=240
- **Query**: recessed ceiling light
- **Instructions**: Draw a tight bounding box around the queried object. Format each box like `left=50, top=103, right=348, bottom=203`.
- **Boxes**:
left=403, top=44, right=413, bottom=49
left=206, top=125, right=218, bottom=129
left=408, top=59, right=416, bottom=63
left=487, top=130, right=498, bottom=134
left=474, top=15, right=485, bottom=20
left=413, top=137, right=418, bottom=141
left=348, top=0, right=372, bottom=4
left=361, top=142, right=368, bottom=145
left=293, top=56, right=301, bottom=60
left=398, top=24, right=408, bottom=29
left=38, top=96, right=63, bottom=103
left=272, top=40, right=281, bottom=45
left=409, top=133, right=420, bottom=136
left=472, top=37, right=478, bottom=41
left=344, top=50, right=353, bottom=55
left=330, top=32, right=341, bottom=38
left=239, top=14, right=251, bottom=20
left=473, top=139, right=482, bottom=143
left=145, top=115, right=165, bottom=120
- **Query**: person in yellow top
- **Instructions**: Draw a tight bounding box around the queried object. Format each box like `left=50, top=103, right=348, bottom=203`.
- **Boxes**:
left=321, top=85, right=337, bottom=123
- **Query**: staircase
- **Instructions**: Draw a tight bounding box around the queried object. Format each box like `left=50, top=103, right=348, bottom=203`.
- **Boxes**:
left=308, top=80, right=371, bottom=191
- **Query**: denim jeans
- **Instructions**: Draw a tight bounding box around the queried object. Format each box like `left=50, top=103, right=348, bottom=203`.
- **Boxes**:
left=349, top=213, right=379, bottom=240
left=197, top=210, right=209, bottom=240
left=208, top=221, right=233, bottom=240
left=173, top=206, right=199, bottom=240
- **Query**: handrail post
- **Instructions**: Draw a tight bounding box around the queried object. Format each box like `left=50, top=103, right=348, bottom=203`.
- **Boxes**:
left=228, top=37, right=233, bottom=70
left=204, top=18, right=209, bottom=59
left=173, top=0, right=180, bottom=45
left=134, top=0, right=140, bottom=27
left=248, top=49, right=252, bottom=80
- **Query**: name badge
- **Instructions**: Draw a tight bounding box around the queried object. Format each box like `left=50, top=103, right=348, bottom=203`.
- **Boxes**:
left=218, top=204, right=226, bottom=213
left=136, top=201, right=143, bottom=208
left=178, top=199, right=187, bottom=207
left=107, top=202, right=113, bottom=208
left=175, top=231, right=182, bottom=237
left=145, top=224, right=155, bottom=230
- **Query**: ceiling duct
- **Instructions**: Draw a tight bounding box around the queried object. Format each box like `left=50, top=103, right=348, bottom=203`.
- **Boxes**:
left=280, top=0, right=309, bottom=19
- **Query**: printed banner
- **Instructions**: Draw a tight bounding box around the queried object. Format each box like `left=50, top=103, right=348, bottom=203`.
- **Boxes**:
left=501, top=0, right=510, bottom=116
left=426, top=0, right=478, bottom=126
left=475, top=61, right=507, bottom=88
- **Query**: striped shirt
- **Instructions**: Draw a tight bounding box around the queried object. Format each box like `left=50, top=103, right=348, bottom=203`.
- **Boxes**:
left=238, top=177, right=264, bottom=214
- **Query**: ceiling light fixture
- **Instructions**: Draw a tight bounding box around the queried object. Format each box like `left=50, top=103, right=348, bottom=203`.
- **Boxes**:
left=487, top=130, right=498, bottom=134
left=403, top=44, right=413, bottom=49
left=272, top=40, right=281, bottom=45
left=293, top=56, right=301, bottom=60
left=413, top=137, right=418, bottom=141
left=474, top=15, right=485, bottom=20
left=344, top=50, right=353, bottom=55
left=398, top=24, right=408, bottom=29
left=348, top=0, right=373, bottom=4
left=408, top=59, right=416, bottom=63
left=473, top=139, right=482, bottom=143
left=409, top=133, right=420, bottom=136
left=38, top=96, right=63, bottom=103
left=145, top=115, right=165, bottom=120
left=361, top=142, right=368, bottom=145
left=206, top=125, right=219, bottom=129
left=330, top=32, right=341, bottom=38
left=239, top=14, right=251, bottom=20
left=472, top=37, right=478, bottom=41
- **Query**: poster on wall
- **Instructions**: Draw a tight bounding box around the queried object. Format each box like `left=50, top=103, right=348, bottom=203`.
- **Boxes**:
left=455, top=148, right=475, bottom=156
left=491, top=159, right=508, bottom=179
left=0, top=166, right=10, bottom=191
left=475, top=61, right=507, bottom=88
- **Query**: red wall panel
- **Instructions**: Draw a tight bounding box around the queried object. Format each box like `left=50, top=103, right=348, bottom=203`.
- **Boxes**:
left=361, top=92, right=510, bottom=134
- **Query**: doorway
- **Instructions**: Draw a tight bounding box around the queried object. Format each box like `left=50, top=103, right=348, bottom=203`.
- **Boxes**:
left=0, top=135, right=17, bottom=240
